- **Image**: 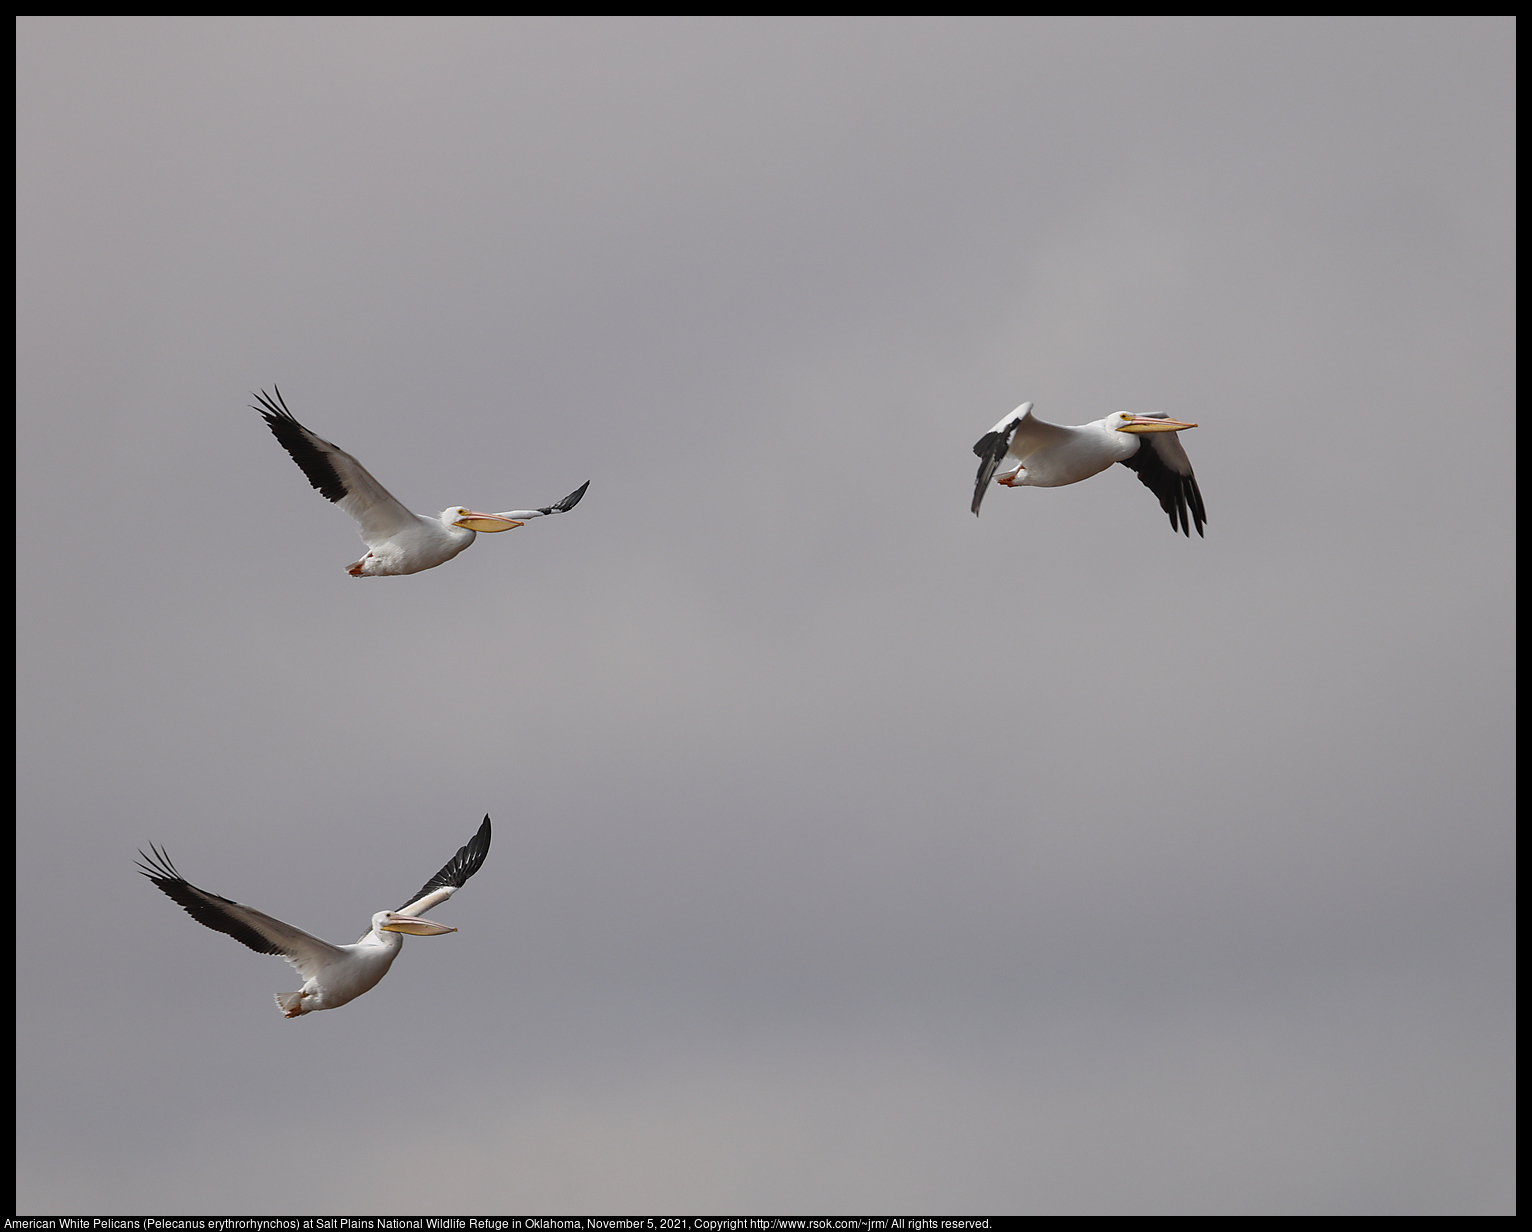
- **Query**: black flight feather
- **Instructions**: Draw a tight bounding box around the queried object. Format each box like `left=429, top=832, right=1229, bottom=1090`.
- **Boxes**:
left=540, top=480, right=590, bottom=516
left=1118, top=434, right=1207, bottom=537
left=252, top=386, right=350, bottom=505
left=136, top=846, right=285, bottom=957
left=397, top=815, right=492, bottom=912
left=970, top=421, right=1019, bottom=517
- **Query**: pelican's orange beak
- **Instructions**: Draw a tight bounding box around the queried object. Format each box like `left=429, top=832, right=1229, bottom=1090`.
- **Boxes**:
left=452, top=511, right=524, bottom=532
left=1116, top=416, right=1197, bottom=434
left=380, top=912, right=457, bottom=936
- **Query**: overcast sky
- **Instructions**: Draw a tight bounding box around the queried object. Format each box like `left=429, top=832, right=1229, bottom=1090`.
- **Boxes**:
left=16, top=17, right=1513, bottom=1215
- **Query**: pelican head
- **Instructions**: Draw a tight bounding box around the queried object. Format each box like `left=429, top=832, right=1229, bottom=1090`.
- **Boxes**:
left=1112, top=412, right=1198, bottom=434
left=445, top=507, right=524, bottom=533
left=375, top=910, right=457, bottom=936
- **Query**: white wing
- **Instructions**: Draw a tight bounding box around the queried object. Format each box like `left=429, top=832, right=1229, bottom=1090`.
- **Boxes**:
left=490, top=480, right=591, bottom=523
left=1007, top=406, right=1075, bottom=456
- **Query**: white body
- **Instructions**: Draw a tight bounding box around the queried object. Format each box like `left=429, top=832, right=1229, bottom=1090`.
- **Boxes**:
left=988, top=404, right=1140, bottom=487
left=271, top=911, right=408, bottom=1016
left=349, top=513, right=480, bottom=577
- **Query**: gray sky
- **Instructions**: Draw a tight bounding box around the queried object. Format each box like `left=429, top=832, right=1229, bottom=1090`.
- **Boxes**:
left=17, top=16, right=1513, bottom=1215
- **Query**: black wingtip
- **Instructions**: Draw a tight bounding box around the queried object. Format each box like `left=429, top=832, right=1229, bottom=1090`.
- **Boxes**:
left=542, top=480, right=590, bottom=516
left=250, top=385, right=292, bottom=421
left=970, top=427, right=1013, bottom=517
left=249, top=387, right=350, bottom=505
left=136, top=845, right=285, bottom=957
left=460, top=814, right=492, bottom=873
left=136, top=843, right=180, bottom=884
left=1118, top=439, right=1206, bottom=539
left=395, top=815, right=494, bottom=912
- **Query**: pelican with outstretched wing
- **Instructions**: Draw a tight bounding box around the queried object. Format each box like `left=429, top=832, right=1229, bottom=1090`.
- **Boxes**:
left=253, top=387, right=589, bottom=575
left=971, top=402, right=1206, bottom=536
left=138, top=815, right=492, bottom=1017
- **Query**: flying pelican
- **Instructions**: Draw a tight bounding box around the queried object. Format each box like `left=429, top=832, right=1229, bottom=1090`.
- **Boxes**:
left=971, top=403, right=1206, bottom=536
left=137, top=815, right=492, bottom=1017
left=253, top=387, right=589, bottom=576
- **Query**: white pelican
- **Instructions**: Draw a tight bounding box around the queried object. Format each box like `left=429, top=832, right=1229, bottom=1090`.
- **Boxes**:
left=971, top=402, right=1206, bottom=536
left=137, top=815, right=492, bottom=1018
left=253, top=388, right=589, bottom=576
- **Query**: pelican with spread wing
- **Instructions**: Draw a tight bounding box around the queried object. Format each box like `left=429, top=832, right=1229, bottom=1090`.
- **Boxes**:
left=971, top=402, right=1206, bottom=536
left=253, top=387, right=589, bottom=576
left=138, top=815, right=492, bottom=1017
